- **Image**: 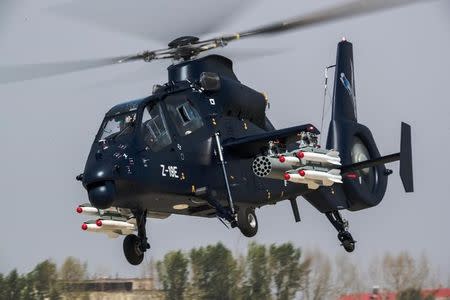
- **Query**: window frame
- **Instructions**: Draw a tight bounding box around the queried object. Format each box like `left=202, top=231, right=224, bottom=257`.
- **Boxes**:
left=97, top=111, right=137, bottom=141
left=140, top=101, right=173, bottom=152
left=165, top=97, right=204, bottom=137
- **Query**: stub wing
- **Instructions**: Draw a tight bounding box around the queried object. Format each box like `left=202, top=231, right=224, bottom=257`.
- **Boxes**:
left=222, top=124, right=319, bottom=158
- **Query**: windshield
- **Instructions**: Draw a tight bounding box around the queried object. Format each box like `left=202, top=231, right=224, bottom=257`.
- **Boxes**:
left=98, top=112, right=136, bottom=140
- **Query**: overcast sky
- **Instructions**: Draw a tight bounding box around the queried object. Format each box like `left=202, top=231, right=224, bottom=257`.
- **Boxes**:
left=0, top=0, right=449, bottom=280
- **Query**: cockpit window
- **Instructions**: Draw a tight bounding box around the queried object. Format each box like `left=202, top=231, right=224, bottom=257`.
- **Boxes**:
left=99, top=112, right=136, bottom=140
left=141, top=102, right=172, bottom=152
left=166, top=97, right=203, bottom=136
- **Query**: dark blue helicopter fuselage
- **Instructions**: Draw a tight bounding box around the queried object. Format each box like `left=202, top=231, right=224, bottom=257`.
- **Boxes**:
left=81, top=55, right=313, bottom=218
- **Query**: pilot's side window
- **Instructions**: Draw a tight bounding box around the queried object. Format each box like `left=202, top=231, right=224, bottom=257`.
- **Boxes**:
left=166, top=97, right=203, bottom=136
left=141, top=102, right=172, bottom=152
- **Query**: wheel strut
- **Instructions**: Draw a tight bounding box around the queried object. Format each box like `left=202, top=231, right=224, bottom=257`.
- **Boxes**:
left=325, top=210, right=355, bottom=252
left=212, top=132, right=237, bottom=227
left=135, top=209, right=150, bottom=252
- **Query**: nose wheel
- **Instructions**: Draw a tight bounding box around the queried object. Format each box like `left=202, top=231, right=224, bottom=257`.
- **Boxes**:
left=237, top=207, right=258, bottom=237
left=326, top=211, right=356, bottom=253
left=123, top=209, right=150, bottom=265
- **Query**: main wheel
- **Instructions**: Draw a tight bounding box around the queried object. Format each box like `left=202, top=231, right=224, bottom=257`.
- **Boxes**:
left=123, top=234, right=144, bottom=265
left=342, top=240, right=355, bottom=252
left=237, top=207, right=258, bottom=238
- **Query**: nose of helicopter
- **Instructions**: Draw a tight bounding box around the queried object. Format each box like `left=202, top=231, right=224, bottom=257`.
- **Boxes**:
left=88, top=180, right=116, bottom=209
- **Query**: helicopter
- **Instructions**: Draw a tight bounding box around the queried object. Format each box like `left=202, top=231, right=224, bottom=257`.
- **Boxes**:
left=0, top=0, right=419, bottom=265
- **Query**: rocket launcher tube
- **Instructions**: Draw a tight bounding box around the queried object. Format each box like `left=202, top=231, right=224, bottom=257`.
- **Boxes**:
left=252, top=156, right=297, bottom=180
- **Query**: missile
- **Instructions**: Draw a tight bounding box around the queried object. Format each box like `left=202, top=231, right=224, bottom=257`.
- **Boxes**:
left=284, top=169, right=342, bottom=189
left=76, top=205, right=134, bottom=218
left=81, top=219, right=136, bottom=237
left=295, top=169, right=342, bottom=186
left=283, top=173, right=321, bottom=190
left=294, top=150, right=341, bottom=166
left=80, top=223, right=128, bottom=238
left=97, top=219, right=136, bottom=230
left=76, top=205, right=98, bottom=215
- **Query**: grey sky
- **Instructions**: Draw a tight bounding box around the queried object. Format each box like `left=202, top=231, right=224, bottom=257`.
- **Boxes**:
left=0, top=0, right=449, bottom=279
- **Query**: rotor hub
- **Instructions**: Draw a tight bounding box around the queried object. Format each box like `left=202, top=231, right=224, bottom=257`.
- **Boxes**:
left=168, top=36, right=200, bottom=48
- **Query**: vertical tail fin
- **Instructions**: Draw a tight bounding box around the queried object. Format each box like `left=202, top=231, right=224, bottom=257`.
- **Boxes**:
left=332, top=39, right=357, bottom=123
left=400, top=122, right=414, bottom=192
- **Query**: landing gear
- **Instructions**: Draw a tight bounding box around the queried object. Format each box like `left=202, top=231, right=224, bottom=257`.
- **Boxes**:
left=326, top=211, right=355, bottom=253
left=237, top=207, right=258, bottom=237
left=123, top=234, right=144, bottom=265
left=123, top=209, right=150, bottom=265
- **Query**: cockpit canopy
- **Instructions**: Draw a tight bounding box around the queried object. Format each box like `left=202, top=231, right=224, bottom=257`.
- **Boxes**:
left=97, top=95, right=204, bottom=151
left=98, top=111, right=136, bottom=140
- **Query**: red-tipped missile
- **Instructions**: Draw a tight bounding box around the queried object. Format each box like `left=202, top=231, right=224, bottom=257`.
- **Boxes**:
left=82, top=220, right=136, bottom=231
left=301, top=169, right=342, bottom=186
left=75, top=205, right=98, bottom=215
left=297, top=150, right=341, bottom=166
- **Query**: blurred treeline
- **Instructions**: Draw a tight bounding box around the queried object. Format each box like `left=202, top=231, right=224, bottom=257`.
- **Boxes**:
left=0, top=242, right=446, bottom=300
left=0, top=257, right=87, bottom=300
left=152, top=242, right=442, bottom=300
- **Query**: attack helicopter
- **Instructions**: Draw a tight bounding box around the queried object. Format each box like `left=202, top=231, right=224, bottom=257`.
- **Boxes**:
left=1, top=0, right=419, bottom=265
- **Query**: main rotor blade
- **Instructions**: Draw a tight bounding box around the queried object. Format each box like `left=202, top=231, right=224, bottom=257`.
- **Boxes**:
left=223, top=0, right=430, bottom=42
left=212, top=47, right=288, bottom=61
left=0, top=0, right=17, bottom=35
left=0, top=54, right=144, bottom=84
left=50, top=0, right=255, bottom=44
